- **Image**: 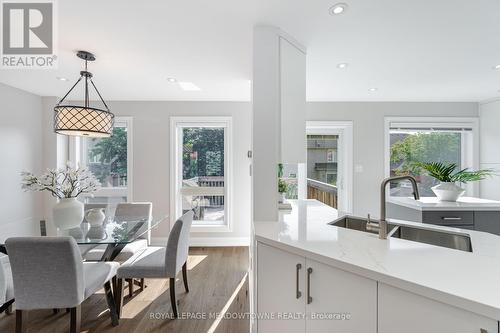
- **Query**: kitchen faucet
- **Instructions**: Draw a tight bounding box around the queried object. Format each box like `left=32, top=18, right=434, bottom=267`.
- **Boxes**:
left=370, top=175, right=420, bottom=239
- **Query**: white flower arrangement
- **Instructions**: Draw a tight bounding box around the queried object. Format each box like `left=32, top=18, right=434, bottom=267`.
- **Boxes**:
left=21, top=162, right=101, bottom=199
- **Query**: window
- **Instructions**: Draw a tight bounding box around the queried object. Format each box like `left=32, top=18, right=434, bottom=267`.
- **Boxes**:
left=385, top=117, right=478, bottom=197
left=71, top=117, right=133, bottom=204
left=171, top=117, right=232, bottom=231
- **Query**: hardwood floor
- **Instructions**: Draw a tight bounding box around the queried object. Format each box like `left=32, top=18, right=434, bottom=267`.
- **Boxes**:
left=0, top=247, right=250, bottom=333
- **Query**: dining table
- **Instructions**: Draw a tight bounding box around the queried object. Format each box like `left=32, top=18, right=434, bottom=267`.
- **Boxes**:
left=0, top=211, right=167, bottom=261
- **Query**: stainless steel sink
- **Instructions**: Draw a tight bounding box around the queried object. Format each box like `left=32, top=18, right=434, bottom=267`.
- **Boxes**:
left=329, top=216, right=472, bottom=252
left=388, top=224, right=472, bottom=252
left=328, top=216, right=397, bottom=235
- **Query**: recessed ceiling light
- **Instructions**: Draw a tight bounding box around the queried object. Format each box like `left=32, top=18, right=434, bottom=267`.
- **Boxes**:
left=494, top=64, right=500, bottom=70
left=56, top=76, right=68, bottom=81
left=337, top=63, right=348, bottom=69
left=167, top=77, right=177, bottom=82
left=178, top=82, right=201, bottom=91
left=329, top=3, right=348, bottom=15
left=368, top=88, right=378, bottom=92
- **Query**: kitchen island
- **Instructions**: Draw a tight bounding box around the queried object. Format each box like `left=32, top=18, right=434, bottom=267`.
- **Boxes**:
left=253, top=199, right=500, bottom=333
left=388, top=196, right=500, bottom=235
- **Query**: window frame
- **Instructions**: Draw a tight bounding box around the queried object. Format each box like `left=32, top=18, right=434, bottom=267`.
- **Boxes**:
left=170, top=116, right=233, bottom=232
left=384, top=117, right=479, bottom=197
left=69, top=116, right=133, bottom=202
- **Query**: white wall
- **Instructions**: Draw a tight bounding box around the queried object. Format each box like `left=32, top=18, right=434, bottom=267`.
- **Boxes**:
left=0, top=83, right=44, bottom=241
left=94, top=101, right=252, bottom=246
left=307, top=102, right=479, bottom=218
left=479, top=100, right=500, bottom=200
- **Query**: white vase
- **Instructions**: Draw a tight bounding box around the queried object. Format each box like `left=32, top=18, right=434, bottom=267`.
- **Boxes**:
left=85, top=208, right=106, bottom=226
left=278, top=192, right=286, bottom=204
left=431, top=182, right=465, bottom=202
left=53, top=198, right=84, bottom=230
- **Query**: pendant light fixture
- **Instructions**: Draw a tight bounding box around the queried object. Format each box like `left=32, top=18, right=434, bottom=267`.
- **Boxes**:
left=54, top=51, right=114, bottom=137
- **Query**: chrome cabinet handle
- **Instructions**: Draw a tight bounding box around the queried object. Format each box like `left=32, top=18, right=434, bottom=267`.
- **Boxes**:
left=296, top=263, right=302, bottom=299
left=307, top=267, right=313, bottom=304
left=442, top=217, right=462, bottom=220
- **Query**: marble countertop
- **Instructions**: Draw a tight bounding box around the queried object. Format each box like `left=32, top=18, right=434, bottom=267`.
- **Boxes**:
left=388, top=196, right=500, bottom=211
left=254, top=200, right=500, bottom=320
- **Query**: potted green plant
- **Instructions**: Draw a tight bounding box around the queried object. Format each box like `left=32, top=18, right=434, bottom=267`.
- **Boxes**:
left=417, top=162, right=495, bottom=201
left=277, top=163, right=288, bottom=203
left=278, top=178, right=288, bottom=203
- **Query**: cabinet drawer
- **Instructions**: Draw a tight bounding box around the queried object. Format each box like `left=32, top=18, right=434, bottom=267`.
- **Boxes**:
left=422, top=211, right=474, bottom=226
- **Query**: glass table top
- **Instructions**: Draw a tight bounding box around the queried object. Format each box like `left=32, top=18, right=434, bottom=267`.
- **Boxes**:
left=58, top=215, right=167, bottom=245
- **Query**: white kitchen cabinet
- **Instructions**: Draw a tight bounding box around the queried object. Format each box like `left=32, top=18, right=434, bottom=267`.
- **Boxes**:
left=257, top=242, right=377, bottom=333
left=279, top=36, right=306, bottom=164
left=480, top=101, right=500, bottom=199
left=252, top=26, right=307, bottom=222
left=257, top=243, right=306, bottom=333
left=378, top=283, right=498, bottom=333
left=305, top=258, right=377, bottom=333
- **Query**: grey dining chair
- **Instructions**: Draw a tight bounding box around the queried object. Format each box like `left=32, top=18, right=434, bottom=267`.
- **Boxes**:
left=0, top=253, right=14, bottom=314
left=115, top=210, right=194, bottom=318
left=83, top=202, right=153, bottom=262
left=83, top=202, right=153, bottom=297
left=6, top=237, right=120, bottom=333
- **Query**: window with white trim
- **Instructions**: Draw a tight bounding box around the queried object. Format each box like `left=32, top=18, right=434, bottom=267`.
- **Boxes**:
left=70, top=117, right=133, bottom=204
left=385, top=118, right=478, bottom=197
left=170, top=117, right=232, bottom=231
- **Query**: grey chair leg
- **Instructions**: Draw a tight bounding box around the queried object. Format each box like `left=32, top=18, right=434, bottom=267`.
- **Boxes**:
left=104, top=281, right=119, bottom=326
left=16, top=309, right=27, bottom=333
left=182, top=261, right=189, bottom=292
left=6, top=304, right=13, bottom=315
left=169, top=278, right=178, bottom=318
left=70, top=306, right=81, bottom=333
left=115, top=278, right=124, bottom=319
left=139, top=278, right=145, bottom=292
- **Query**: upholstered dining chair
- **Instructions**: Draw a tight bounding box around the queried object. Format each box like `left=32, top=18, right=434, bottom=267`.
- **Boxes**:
left=83, top=202, right=153, bottom=263
left=0, top=253, right=14, bottom=314
left=6, top=237, right=120, bottom=333
left=115, top=210, right=194, bottom=318
left=83, top=202, right=153, bottom=297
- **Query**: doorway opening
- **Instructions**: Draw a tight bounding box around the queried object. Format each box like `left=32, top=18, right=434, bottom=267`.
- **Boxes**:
left=306, top=121, right=353, bottom=213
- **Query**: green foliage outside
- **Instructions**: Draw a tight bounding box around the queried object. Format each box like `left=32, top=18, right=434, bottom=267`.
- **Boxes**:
left=183, top=128, right=224, bottom=179
left=390, top=132, right=461, bottom=176
left=89, top=127, right=127, bottom=186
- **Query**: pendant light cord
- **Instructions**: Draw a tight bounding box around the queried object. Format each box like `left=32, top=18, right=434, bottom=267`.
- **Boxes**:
left=55, top=54, right=110, bottom=111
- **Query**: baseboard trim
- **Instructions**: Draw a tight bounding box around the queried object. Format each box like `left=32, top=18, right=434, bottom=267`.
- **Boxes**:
left=151, top=236, right=250, bottom=247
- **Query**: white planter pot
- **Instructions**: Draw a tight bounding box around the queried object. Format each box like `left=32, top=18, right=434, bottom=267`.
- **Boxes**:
left=431, top=182, right=465, bottom=202
left=85, top=208, right=106, bottom=226
left=53, top=198, right=84, bottom=230
left=278, top=192, right=286, bottom=204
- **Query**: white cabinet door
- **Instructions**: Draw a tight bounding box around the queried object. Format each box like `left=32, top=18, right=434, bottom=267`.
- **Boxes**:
left=257, top=243, right=306, bottom=333
left=379, top=283, right=498, bottom=333
left=305, top=258, right=377, bottom=333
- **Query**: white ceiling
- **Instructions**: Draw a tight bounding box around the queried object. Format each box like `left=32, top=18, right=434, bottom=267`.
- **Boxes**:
left=1, top=0, right=500, bottom=102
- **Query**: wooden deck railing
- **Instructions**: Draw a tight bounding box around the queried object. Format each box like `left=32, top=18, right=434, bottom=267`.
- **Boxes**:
left=307, top=178, right=338, bottom=209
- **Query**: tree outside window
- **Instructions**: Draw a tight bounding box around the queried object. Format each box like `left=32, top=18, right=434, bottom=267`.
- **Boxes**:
left=87, top=127, right=128, bottom=188
left=390, top=132, right=461, bottom=196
